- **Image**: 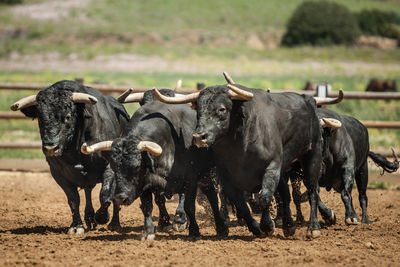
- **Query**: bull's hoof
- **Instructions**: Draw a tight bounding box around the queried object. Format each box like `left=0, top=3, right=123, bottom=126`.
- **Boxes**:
left=306, top=229, right=321, bottom=239
left=260, top=219, right=275, bottom=234
left=141, top=233, right=156, bottom=241
left=283, top=225, right=296, bottom=237
left=67, top=226, right=85, bottom=235
left=345, top=217, right=360, bottom=225
left=95, top=210, right=110, bottom=225
left=158, top=223, right=173, bottom=232
left=361, top=217, right=372, bottom=225
left=324, top=210, right=336, bottom=226
left=216, top=225, right=229, bottom=238
left=172, top=221, right=188, bottom=232
left=107, top=222, right=121, bottom=232
left=188, top=235, right=202, bottom=241
left=265, top=229, right=274, bottom=237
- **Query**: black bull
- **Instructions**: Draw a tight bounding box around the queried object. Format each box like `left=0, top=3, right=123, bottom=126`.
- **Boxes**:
left=82, top=99, right=228, bottom=240
left=280, top=108, right=399, bottom=225
left=154, top=84, right=343, bottom=238
left=11, top=80, right=130, bottom=234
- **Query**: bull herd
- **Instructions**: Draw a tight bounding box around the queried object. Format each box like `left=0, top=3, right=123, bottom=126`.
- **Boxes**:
left=10, top=72, right=399, bottom=240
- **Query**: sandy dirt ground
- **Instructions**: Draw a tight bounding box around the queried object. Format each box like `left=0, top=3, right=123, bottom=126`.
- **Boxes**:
left=0, top=170, right=399, bottom=267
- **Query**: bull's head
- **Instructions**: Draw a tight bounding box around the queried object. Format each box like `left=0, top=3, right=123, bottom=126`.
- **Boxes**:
left=153, top=83, right=253, bottom=148
left=81, top=139, right=162, bottom=206
left=10, top=81, right=97, bottom=157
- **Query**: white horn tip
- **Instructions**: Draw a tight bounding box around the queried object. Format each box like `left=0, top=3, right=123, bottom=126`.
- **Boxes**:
left=88, top=96, right=98, bottom=104
left=176, top=79, right=182, bottom=90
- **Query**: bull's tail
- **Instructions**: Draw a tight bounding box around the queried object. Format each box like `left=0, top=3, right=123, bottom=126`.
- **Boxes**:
left=368, top=148, right=399, bottom=174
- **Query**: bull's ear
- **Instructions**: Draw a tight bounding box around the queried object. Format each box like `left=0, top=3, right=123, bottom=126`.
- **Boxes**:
left=20, top=106, right=38, bottom=119
left=143, top=152, right=156, bottom=173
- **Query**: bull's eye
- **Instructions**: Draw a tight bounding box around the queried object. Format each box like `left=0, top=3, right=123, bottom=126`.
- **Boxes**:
left=218, top=107, right=226, bottom=113
left=65, top=113, right=71, bottom=122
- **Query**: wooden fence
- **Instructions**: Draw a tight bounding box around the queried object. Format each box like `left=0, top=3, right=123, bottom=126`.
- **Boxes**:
left=1, top=81, right=399, bottom=157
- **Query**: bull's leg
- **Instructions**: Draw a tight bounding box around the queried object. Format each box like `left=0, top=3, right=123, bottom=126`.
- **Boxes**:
left=84, top=188, right=96, bottom=230
left=107, top=201, right=121, bottom=231
left=247, top=192, right=262, bottom=215
left=139, top=190, right=155, bottom=240
left=199, top=182, right=229, bottom=237
left=94, top=165, right=121, bottom=231
left=172, top=193, right=188, bottom=232
left=341, top=167, right=360, bottom=225
left=183, top=183, right=201, bottom=239
left=154, top=193, right=172, bottom=232
left=301, top=150, right=322, bottom=238
left=273, top=176, right=283, bottom=228
left=355, top=160, right=371, bottom=224
left=290, top=176, right=305, bottom=223
left=316, top=186, right=336, bottom=225
left=277, top=176, right=296, bottom=237
left=52, top=174, right=84, bottom=234
left=273, top=191, right=283, bottom=227
left=218, top=188, right=230, bottom=223
left=222, top=181, right=262, bottom=237
left=259, top=162, right=281, bottom=235
left=62, top=187, right=84, bottom=234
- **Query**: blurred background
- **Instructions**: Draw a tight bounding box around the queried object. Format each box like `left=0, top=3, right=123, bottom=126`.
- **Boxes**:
left=0, top=0, right=399, bottom=185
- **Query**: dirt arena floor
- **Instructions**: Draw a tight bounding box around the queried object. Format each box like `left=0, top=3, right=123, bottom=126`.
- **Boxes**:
left=0, top=170, right=399, bottom=267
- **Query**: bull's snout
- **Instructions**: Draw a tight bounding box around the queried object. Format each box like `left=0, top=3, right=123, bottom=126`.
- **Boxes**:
left=43, top=145, right=60, bottom=157
left=192, top=132, right=209, bottom=148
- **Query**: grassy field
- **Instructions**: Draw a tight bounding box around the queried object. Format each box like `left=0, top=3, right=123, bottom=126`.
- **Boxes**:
left=1, top=0, right=400, bottom=60
left=1, top=70, right=399, bottom=159
left=0, top=0, right=399, bottom=158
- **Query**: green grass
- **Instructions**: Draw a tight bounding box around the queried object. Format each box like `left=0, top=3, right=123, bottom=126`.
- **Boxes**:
left=0, top=149, right=44, bottom=159
left=1, top=70, right=399, bottom=159
left=2, top=0, right=399, bottom=35
left=368, top=181, right=395, bottom=190
left=1, top=0, right=400, bottom=61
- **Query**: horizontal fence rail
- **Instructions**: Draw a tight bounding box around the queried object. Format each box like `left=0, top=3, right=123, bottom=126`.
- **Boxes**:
left=1, top=112, right=399, bottom=129
left=361, top=121, right=400, bottom=129
left=0, top=142, right=398, bottom=158
left=2, top=82, right=400, bottom=99
left=1, top=82, right=399, bottom=159
left=0, top=82, right=196, bottom=94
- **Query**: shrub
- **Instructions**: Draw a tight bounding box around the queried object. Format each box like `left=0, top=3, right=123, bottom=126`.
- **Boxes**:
left=281, top=1, right=361, bottom=46
left=356, top=9, right=400, bottom=41
left=0, top=0, right=23, bottom=4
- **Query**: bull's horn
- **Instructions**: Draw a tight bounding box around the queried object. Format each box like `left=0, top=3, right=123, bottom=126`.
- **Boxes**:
left=123, top=92, right=145, bottom=103
left=175, top=79, right=182, bottom=90
left=10, top=95, right=37, bottom=111
left=81, top=141, right=113, bottom=154
left=320, top=118, right=342, bottom=129
left=227, top=84, right=254, bottom=101
left=71, top=93, right=98, bottom=105
left=223, top=71, right=235, bottom=84
left=154, top=89, right=200, bottom=104
left=314, top=89, right=343, bottom=105
left=137, top=141, right=162, bottom=156
left=117, top=88, right=133, bottom=103
left=391, top=148, right=399, bottom=163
